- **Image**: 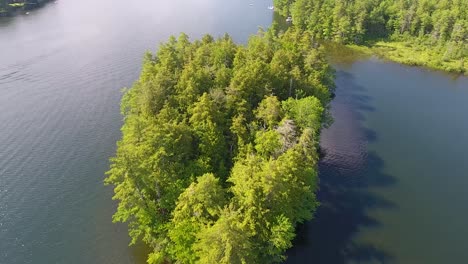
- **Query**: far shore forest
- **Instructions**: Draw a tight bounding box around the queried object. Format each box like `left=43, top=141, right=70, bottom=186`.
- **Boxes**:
left=0, top=0, right=49, bottom=15
left=274, top=0, right=467, bottom=74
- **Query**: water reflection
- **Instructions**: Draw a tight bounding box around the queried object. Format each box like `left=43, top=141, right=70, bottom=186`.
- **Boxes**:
left=287, top=67, right=397, bottom=263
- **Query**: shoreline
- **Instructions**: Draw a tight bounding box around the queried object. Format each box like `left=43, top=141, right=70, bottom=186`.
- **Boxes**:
left=0, top=0, right=53, bottom=17
left=343, top=43, right=466, bottom=76
left=322, top=41, right=466, bottom=77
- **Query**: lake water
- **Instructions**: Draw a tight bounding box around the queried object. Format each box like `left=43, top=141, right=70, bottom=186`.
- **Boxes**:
left=1, top=1, right=467, bottom=264
left=287, top=46, right=468, bottom=263
left=0, top=0, right=273, bottom=263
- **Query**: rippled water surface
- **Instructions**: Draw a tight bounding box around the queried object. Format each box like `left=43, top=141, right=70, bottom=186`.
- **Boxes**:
left=0, top=0, right=273, bottom=263
left=2, top=1, right=468, bottom=264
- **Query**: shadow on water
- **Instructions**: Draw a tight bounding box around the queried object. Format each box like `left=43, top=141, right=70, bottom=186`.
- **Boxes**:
left=286, top=68, right=397, bottom=264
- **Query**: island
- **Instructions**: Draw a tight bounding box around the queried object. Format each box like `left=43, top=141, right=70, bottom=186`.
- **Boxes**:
left=106, top=28, right=335, bottom=264
left=105, top=1, right=466, bottom=264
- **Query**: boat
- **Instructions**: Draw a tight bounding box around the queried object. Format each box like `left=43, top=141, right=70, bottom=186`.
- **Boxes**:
left=268, top=6, right=274, bottom=10
left=286, top=16, right=292, bottom=22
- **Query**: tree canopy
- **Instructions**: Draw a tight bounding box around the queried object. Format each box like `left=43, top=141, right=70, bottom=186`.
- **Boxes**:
left=106, top=28, right=334, bottom=264
left=275, top=0, right=467, bottom=73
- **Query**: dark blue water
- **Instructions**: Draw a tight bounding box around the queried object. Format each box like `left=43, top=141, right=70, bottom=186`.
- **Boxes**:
left=287, top=49, right=468, bottom=263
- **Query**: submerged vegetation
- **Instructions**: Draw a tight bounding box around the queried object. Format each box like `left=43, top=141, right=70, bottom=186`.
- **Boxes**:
left=106, top=28, right=334, bottom=264
left=274, top=0, right=467, bottom=74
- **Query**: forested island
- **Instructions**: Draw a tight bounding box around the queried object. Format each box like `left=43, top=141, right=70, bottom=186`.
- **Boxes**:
left=0, top=0, right=50, bottom=16
left=274, top=0, right=467, bottom=73
left=106, top=28, right=334, bottom=264
left=105, top=1, right=465, bottom=264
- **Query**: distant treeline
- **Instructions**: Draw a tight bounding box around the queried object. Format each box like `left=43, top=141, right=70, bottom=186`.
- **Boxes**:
left=0, top=0, right=50, bottom=15
left=274, top=0, right=467, bottom=73
left=106, top=28, right=335, bottom=263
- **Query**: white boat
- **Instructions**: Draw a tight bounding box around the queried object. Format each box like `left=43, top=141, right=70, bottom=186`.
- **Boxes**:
left=268, top=6, right=274, bottom=10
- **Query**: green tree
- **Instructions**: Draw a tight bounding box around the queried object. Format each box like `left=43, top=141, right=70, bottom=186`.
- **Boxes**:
left=255, top=95, right=282, bottom=129
left=195, top=208, right=256, bottom=264
left=168, top=173, right=227, bottom=263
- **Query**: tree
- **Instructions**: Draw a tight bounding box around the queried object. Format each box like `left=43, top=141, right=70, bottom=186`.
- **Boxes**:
left=195, top=208, right=256, bottom=264
left=168, top=173, right=227, bottom=263
left=255, top=95, right=282, bottom=129
left=189, top=93, right=228, bottom=177
left=282, top=96, right=324, bottom=131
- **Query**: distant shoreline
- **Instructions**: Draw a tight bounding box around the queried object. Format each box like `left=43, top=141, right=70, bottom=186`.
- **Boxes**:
left=0, top=0, right=53, bottom=17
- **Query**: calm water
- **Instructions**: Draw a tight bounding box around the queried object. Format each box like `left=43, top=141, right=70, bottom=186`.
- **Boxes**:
left=0, top=0, right=273, bottom=263
left=287, top=47, right=468, bottom=263
left=1, top=1, right=467, bottom=264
